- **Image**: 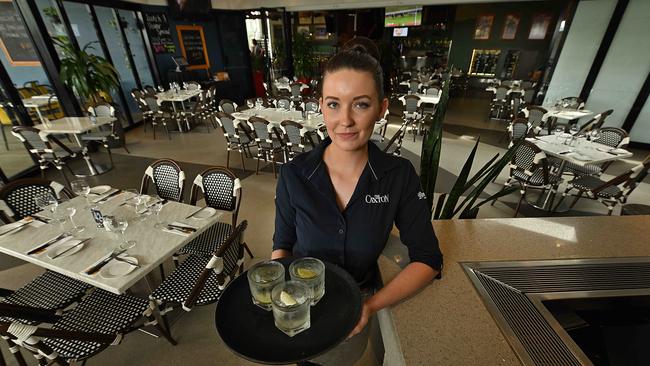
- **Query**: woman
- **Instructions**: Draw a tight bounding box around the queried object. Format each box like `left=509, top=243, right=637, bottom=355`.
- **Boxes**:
left=272, top=37, right=442, bottom=365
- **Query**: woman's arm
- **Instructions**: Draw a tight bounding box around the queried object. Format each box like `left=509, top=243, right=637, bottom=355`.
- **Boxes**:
left=349, top=262, right=436, bottom=337
left=271, top=249, right=291, bottom=259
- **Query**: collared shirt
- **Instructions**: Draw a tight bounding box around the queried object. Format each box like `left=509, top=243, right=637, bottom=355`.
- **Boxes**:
left=273, top=138, right=443, bottom=283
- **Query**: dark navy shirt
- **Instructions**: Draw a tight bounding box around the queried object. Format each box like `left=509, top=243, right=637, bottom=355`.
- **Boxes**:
left=273, top=138, right=443, bottom=283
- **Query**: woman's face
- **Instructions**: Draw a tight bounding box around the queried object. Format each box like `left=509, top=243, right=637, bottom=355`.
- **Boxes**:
left=320, top=68, right=388, bottom=153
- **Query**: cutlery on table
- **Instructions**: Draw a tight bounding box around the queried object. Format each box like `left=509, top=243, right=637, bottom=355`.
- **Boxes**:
left=112, top=256, right=140, bottom=268
left=166, top=224, right=196, bottom=234
left=96, top=190, right=122, bottom=204
left=27, top=233, right=69, bottom=255
left=0, top=219, right=33, bottom=236
left=50, top=238, right=92, bottom=259
left=30, top=215, right=51, bottom=224
left=184, top=206, right=206, bottom=219
left=85, top=249, right=127, bottom=275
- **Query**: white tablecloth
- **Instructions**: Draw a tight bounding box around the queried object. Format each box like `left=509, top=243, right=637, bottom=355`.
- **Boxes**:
left=399, top=94, right=441, bottom=107
left=274, top=82, right=309, bottom=92
left=527, top=135, right=632, bottom=167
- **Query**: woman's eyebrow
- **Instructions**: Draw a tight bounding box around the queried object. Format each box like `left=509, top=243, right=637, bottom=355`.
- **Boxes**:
left=323, top=95, right=371, bottom=100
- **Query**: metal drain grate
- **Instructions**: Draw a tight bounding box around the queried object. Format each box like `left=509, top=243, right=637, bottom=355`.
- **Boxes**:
left=463, top=258, right=650, bottom=366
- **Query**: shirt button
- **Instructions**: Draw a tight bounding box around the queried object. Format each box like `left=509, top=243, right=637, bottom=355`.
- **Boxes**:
left=338, top=228, right=344, bottom=234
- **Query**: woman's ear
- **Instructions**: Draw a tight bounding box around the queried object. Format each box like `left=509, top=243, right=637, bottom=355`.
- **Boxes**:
left=379, top=97, right=389, bottom=120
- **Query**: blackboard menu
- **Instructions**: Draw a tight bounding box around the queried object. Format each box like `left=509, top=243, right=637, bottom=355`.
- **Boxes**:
left=177, top=25, right=209, bottom=69
left=0, top=2, right=39, bottom=65
left=144, top=12, right=175, bottom=54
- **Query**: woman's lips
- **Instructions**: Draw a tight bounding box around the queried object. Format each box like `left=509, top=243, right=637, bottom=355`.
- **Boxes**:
left=337, top=132, right=358, bottom=141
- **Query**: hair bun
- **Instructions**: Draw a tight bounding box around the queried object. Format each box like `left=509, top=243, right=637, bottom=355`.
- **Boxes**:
left=342, top=37, right=380, bottom=63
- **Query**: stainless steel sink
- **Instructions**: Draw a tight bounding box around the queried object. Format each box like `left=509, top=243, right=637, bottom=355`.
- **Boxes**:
left=462, top=258, right=650, bottom=366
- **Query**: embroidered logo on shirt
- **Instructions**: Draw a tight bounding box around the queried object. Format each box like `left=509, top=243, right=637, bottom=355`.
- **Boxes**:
left=365, top=194, right=389, bottom=204
left=418, top=191, right=426, bottom=200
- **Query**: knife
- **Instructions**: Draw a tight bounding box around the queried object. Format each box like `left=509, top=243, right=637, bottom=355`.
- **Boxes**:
left=166, top=224, right=196, bottom=234
left=85, top=249, right=127, bottom=275
left=96, top=190, right=122, bottom=204
left=0, top=220, right=32, bottom=237
left=27, top=233, right=68, bottom=255
left=184, top=206, right=206, bottom=219
left=112, top=256, right=140, bottom=268
left=51, top=238, right=91, bottom=259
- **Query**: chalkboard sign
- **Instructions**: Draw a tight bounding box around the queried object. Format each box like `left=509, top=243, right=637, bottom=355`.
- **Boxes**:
left=177, top=25, right=210, bottom=70
left=0, top=1, right=39, bottom=66
left=143, top=12, right=175, bottom=54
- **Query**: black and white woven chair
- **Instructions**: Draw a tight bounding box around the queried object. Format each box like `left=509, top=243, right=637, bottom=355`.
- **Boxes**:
left=378, top=122, right=408, bottom=157
left=522, top=88, right=535, bottom=105
left=554, top=156, right=650, bottom=215
left=143, top=96, right=172, bottom=140
left=526, top=106, right=549, bottom=135
left=140, top=159, right=186, bottom=202
left=558, top=96, right=584, bottom=110
left=219, top=99, right=238, bottom=114
left=490, top=86, right=509, bottom=120
left=215, top=112, right=254, bottom=172
left=275, top=97, right=292, bottom=110
left=408, top=80, right=420, bottom=94
left=303, top=98, right=319, bottom=113
left=280, top=120, right=311, bottom=160
left=248, top=117, right=284, bottom=178
left=82, top=103, right=130, bottom=165
left=150, top=221, right=247, bottom=338
left=508, top=118, right=530, bottom=143
left=289, top=82, right=303, bottom=104
left=175, top=167, right=252, bottom=261
left=11, top=127, right=83, bottom=186
left=499, top=140, right=562, bottom=217
left=0, top=288, right=175, bottom=365
left=0, top=178, right=71, bottom=222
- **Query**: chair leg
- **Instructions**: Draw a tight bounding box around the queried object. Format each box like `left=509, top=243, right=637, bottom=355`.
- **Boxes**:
left=240, top=150, right=246, bottom=172
left=271, top=151, right=277, bottom=179
left=226, top=149, right=231, bottom=169
left=243, top=242, right=254, bottom=259
left=152, top=121, right=157, bottom=140
left=123, top=144, right=130, bottom=154
left=514, top=187, right=526, bottom=217
left=158, top=263, right=165, bottom=279
left=149, top=303, right=177, bottom=346
left=164, top=123, right=171, bottom=140
left=568, top=192, right=584, bottom=209
left=255, top=151, right=261, bottom=175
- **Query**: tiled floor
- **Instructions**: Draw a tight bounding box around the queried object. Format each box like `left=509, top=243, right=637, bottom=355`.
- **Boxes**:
left=1, top=96, right=648, bottom=365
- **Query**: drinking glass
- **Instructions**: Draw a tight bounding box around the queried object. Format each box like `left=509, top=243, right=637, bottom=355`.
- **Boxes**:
left=289, top=257, right=325, bottom=305
left=247, top=260, right=285, bottom=311
left=271, top=280, right=311, bottom=337
left=35, top=193, right=66, bottom=232
left=569, top=124, right=579, bottom=136
left=590, top=129, right=600, bottom=142
left=65, top=207, right=84, bottom=234
left=256, top=97, right=263, bottom=109
left=247, top=99, right=254, bottom=109
left=554, top=126, right=565, bottom=142
left=70, top=179, right=91, bottom=208
left=148, top=195, right=165, bottom=229
left=103, top=215, right=136, bottom=250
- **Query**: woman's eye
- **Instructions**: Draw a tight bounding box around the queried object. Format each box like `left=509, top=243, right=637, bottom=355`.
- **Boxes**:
left=355, top=102, right=370, bottom=109
left=326, top=101, right=338, bottom=109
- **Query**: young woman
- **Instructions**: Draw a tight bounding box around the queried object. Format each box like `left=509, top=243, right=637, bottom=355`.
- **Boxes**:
left=272, top=37, right=443, bottom=365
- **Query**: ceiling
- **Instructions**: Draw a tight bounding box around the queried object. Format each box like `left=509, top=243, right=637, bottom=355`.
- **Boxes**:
left=136, top=0, right=538, bottom=11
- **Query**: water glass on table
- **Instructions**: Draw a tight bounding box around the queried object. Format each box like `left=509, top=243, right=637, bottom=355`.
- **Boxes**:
left=35, top=192, right=66, bottom=232
left=70, top=179, right=91, bottom=209
left=147, top=195, right=165, bottom=229
left=65, top=207, right=84, bottom=234
left=103, top=215, right=136, bottom=250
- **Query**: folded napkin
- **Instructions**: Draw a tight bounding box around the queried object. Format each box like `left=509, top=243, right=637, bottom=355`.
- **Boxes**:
left=0, top=217, right=45, bottom=236
left=162, top=222, right=198, bottom=237
left=26, top=234, right=71, bottom=256
left=90, top=188, right=120, bottom=203
left=46, top=238, right=85, bottom=259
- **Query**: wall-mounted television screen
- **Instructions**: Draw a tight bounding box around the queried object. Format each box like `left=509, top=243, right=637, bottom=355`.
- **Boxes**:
left=393, top=27, right=409, bottom=37
left=168, top=0, right=211, bottom=18
left=385, top=6, right=422, bottom=27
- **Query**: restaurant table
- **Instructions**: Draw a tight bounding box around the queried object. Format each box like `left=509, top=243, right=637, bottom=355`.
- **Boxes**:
left=526, top=134, right=633, bottom=210
left=398, top=93, right=441, bottom=107
left=541, top=105, right=594, bottom=125
left=155, top=89, right=202, bottom=131
left=0, top=193, right=222, bottom=295
left=232, top=107, right=387, bottom=134
left=274, top=82, right=308, bottom=93
left=485, top=86, right=525, bottom=95
left=22, top=95, right=57, bottom=123
left=34, top=116, right=116, bottom=176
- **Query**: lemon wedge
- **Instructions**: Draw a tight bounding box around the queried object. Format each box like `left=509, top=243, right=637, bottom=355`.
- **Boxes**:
left=280, top=290, right=297, bottom=306
left=297, top=268, right=317, bottom=279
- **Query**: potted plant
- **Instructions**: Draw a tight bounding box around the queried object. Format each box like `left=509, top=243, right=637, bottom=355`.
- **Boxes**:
left=292, top=32, right=315, bottom=83
left=53, top=36, right=119, bottom=107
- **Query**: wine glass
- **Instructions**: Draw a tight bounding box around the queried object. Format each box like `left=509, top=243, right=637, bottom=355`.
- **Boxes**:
left=70, top=179, right=91, bottom=208
left=148, top=195, right=165, bottom=229
left=103, top=215, right=135, bottom=250
left=65, top=207, right=84, bottom=234
left=554, top=126, right=565, bottom=142
left=569, top=124, right=579, bottom=136
left=35, top=193, right=66, bottom=233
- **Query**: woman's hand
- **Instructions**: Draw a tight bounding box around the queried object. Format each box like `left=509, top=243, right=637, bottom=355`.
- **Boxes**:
left=348, top=299, right=376, bottom=339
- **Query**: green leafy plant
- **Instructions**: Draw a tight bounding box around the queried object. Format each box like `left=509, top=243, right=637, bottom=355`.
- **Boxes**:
left=43, top=7, right=61, bottom=24
left=53, top=36, right=119, bottom=106
left=292, top=32, right=315, bottom=79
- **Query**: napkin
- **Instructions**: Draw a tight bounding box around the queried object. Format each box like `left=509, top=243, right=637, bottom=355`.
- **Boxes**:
left=0, top=217, right=45, bottom=236
left=26, top=234, right=71, bottom=256
left=90, top=188, right=120, bottom=203
left=162, top=222, right=198, bottom=237
left=46, top=238, right=85, bottom=259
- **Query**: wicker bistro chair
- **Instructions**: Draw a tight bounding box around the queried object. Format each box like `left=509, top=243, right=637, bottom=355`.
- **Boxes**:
left=303, top=98, right=320, bottom=113
left=140, top=159, right=186, bottom=202
left=378, top=121, right=408, bottom=157
left=559, top=96, right=585, bottom=110
left=175, top=167, right=252, bottom=261
left=82, top=104, right=130, bottom=166
left=509, top=92, right=523, bottom=119
left=275, top=97, right=292, bottom=110
left=490, top=86, right=509, bottom=120
left=522, top=88, right=535, bottom=105
left=143, top=96, right=172, bottom=140
left=425, top=86, right=440, bottom=96
left=280, top=120, right=311, bottom=160
left=500, top=140, right=562, bottom=217
left=563, top=127, right=630, bottom=177
left=215, top=112, right=254, bottom=172
left=526, top=106, right=549, bottom=135
left=219, top=99, right=238, bottom=114
left=11, top=127, right=83, bottom=186
left=577, top=109, right=614, bottom=134
left=289, top=82, right=303, bottom=103
left=248, top=117, right=284, bottom=179
left=0, top=289, right=176, bottom=365
left=150, top=221, right=247, bottom=338
left=554, top=157, right=650, bottom=215
left=408, top=80, right=420, bottom=94
left=0, top=178, right=72, bottom=222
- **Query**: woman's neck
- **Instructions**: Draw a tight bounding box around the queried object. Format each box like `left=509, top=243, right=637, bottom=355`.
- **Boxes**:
left=323, top=143, right=369, bottom=175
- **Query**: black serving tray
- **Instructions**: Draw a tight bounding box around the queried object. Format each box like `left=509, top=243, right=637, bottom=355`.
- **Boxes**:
left=215, top=257, right=362, bottom=364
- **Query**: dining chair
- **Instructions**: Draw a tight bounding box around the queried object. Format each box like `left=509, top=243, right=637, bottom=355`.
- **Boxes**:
left=578, top=109, right=614, bottom=134
left=248, top=116, right=284, bottom=178
left=509, top=92, right=523, bottom=119
left=83, top=103, right=129, bottom=166
left=289, top=82, right=303, bottom=102
left=140, top=159, right=186, bottom=202
left=526, top=106, right=549, bottom=135
left=280, top=120, right=310, bottom=160
left=408, top=80, right=420, bottom=94
left=0, top=288, right=176, bottom=365
left=0, top=178, right=71, bottom=222
left=143, top=85, right=157, bottom=97
left=150, top=221, right=247, bottom=339
left=490, top=86, right=509, bottom=120
left=520, top=81, right=533, bottom=89
left=370, top=108, right=391, bottom=143
left=175, top=169, right=252, bottom=262
left=378, top=122, right=408, bottom=157
left=508, top=118, right=530, bottom=143
left=425, top=86, right=440, bottom=96
left=215, top=112, right=254, bottom=172
left=11, top=126, right=82, bottom=186
left=553, top=156, right=650, bottom=215
left=219, top=99, right=238, bottom=114
left=559, top=96, right=584, bottom=110
left=497, top=140, right=562, bottom=217
left=501, top=80, right=512, bottom=88
left=522, top=88, right=535, bottom=105
left=143, top=96, right=172, bottom=140
left=275, top=97, right=291, bottom=110
left=303, top=98, right=319, bottom=113
left=186, top=81, right=201, bottom=91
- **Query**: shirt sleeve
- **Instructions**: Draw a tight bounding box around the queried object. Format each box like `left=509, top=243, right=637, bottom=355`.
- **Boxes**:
left=272, top=167, right=297, bottom=252
left=395, top=162, right=443, bottom=272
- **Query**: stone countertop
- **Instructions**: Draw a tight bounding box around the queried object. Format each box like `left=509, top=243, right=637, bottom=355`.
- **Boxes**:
left=378, top=215, right=650, bottom=365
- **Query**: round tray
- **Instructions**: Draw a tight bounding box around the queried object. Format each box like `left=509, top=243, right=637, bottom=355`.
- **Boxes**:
left=215, top=257, right=362, bottom=364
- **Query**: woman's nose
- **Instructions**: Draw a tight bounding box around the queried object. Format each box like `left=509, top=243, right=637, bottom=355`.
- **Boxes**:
left=338, top=106, right=354, bottom=127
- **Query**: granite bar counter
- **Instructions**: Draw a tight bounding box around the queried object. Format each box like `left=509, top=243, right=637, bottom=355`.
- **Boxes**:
left=378, top=215, right=650, bottom=365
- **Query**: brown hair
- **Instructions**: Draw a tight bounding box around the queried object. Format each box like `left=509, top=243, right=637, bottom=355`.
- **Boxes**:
left=322, top=37, right=384, bottom=100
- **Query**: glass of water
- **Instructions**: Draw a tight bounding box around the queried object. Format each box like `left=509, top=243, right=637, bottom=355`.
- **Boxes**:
left=271, top=280, right=311, bottom=337
left=70, top=179, right=91, bottom=209
left=247, top=260, right=285, bottom=311
left=65, top=207, right=84, bottom=234
left=148, top=195, right=165, bottom=229
left=289, top=257, right=325, bottom=305
left=103, top=215, right=136, bottom=250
